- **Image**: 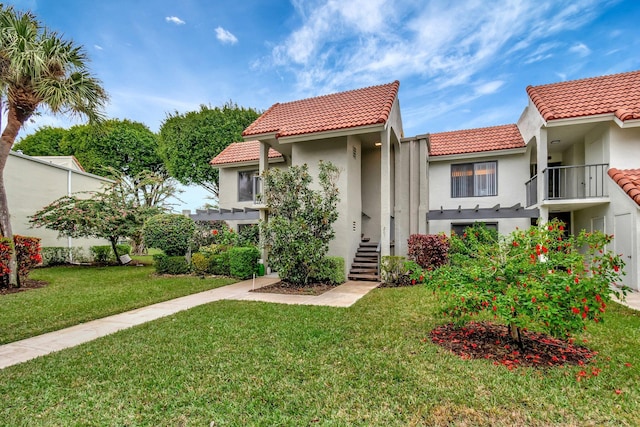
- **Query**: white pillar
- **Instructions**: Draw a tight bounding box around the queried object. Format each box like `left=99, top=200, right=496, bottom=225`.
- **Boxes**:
left=536, top=128, right=549, bottom=223
left=418, top=136, right=429, bottom=234
left=380, top=129, right=391, bottom=256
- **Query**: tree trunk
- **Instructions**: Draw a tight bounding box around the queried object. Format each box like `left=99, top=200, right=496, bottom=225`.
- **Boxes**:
left=508, top=323, right=524, bottom=351
left=110, top=237, right=125, bottom=265
left=0, top=102, right=27, bottom=287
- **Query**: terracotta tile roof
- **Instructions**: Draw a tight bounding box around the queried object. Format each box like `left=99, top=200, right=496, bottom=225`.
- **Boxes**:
left=608, top=168, right=640, bottom=206
left=527, top=70, right=640, bottom=122
left=242, top=81, right=400, bottom=138
left=210, top=140, right=283, bottom=166
left=429, top=124, right=525, bottom=157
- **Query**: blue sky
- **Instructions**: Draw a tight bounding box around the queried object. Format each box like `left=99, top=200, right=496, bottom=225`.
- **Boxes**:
left=5, top=0, right=640, bottom=211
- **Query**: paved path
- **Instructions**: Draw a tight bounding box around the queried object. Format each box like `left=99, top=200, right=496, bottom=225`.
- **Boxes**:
left=0, top=277, right=379, bottom=370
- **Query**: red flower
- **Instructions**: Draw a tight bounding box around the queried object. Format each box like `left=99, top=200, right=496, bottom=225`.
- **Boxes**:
left=595, top=294, right=602, bottom=303
left=565, top=286, right=571, bottom=292
left=212, top=229, right=219, bottom=236
left=571, top=307, right=580, bottom=314
left=614, top=265, right=620, bottom=272
left=615, top=389, right=622, bottom=395
left=411, top=279, right=416, bottom=285
left=531, top=297, right=536, bottom=303
left=512, top=241, right=519, bottom=247
left=559, top=225, right=564, bottom=231
left=492, top=305, right=497, bottom=312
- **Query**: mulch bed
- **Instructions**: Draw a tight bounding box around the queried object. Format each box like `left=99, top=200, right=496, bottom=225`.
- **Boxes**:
left=251, top=281, right=337, bottom=296
left=0, top=279, right=48, bottom=295
left=429, top=321, right=597, bottom=370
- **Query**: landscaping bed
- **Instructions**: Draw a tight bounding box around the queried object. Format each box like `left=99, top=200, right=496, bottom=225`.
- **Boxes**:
left=251, top=281, right=337, bottom=296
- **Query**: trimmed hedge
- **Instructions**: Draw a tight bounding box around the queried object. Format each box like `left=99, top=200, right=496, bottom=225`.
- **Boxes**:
left=311, top=256, right=345, bottom=285
left=90, top=244, right=131, bottom=264
left=143, top=214, right=195, bottom=256
left=41, top=247, right=90, bottom=266
left=153, top=254, right=191, bottom=275
left=228, top=246, right=260, bottom=279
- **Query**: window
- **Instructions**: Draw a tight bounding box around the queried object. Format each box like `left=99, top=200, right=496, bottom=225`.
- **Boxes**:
left=238, top=170, right=258, bottom=202
left=451, top=161, right=497, bottom=197
left=451, top=222, right=498, bottom=236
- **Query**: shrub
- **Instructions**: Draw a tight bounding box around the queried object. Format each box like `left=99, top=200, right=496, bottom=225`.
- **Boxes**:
left=191, top=252, right=210, bottom=275
left=153, top=254, right=191, bottom=275
left=449, top=223, right=498, bottom=266
left=261, top=161, right=340, bottom=285
left=14, top=236, right=42, bottom=279
left=381, top=256, right=425, bottom=287
left=0, top=237, right=12, bottom=277
left=439, top=219, right=627, bottom=346
left=193, top=220, right=228, bottom=249
left=407, top=233, right=450, bottom=269
left=210, top=252, right=231, bottom=276
left=237, top=224, right=259, bottom=247
left=228, top=246, right=260, bottom=279
left=90, top=244, right=130, bottom=264
left=143, top=214, right=195, bottom=256
left=41, top=247, right=70, bottom=266
left=311, top=256, right=345, bottom=285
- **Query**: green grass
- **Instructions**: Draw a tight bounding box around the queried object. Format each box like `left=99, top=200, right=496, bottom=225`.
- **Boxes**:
left=0, top=265, right=236, bottom=344
left=0, top=286, right=638, bottom=425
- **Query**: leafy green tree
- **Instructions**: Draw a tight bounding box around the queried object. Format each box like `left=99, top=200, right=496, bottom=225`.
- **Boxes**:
left=29, top=190, right=160, bottom=265
left=61, top=119, right=163, bottom=177
left=158, top=102, right=260, bottom=196
left=435, top=220, right=627, bottom=348
left=260, top=161, right=340, bottom=285
left=13, top=126, right=68, bottom=156
left=0, top=6, right=107, bottom=285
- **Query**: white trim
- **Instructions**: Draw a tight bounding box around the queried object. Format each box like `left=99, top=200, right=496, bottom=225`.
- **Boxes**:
left=276, top=123, right=386, bottom=144
left=212, top=157, right=285, bottom=169
left=544, top=113, right=614, bottom=128
left=429, top=147, right=526, bottom=162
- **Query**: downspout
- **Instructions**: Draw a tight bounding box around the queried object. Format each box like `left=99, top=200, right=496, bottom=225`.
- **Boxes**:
left=67, top=169, right=73, bottom=262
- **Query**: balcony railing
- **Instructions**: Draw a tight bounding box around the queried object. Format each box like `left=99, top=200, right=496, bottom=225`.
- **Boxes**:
left=525, top=164, right=609, bottom=207
left=252, top=176, right=264, bottom=205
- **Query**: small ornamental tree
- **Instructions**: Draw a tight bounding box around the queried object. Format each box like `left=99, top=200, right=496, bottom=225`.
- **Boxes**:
left=260, top=161, right=340, bottom=285
left=14, top=235, right=42, bottom=280
left=439, top=219, right=626, bottom=348
left=142, top=214, right=195, bottom=256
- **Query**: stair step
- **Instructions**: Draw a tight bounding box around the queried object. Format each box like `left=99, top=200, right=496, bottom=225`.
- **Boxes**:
left=351, top=262, right=377, bottom=268
left=350, top=268, right=378, bottom=274
left=360, top=241, right=378, bottom=248
left=356, top=251, right=378, bottom=258
left=348, top=273, right=380, bottom=281
left=358, top=246, right=378, bottom=252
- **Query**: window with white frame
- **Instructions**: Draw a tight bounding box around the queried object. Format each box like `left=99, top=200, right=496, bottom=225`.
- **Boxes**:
left=238, top=170, right=258, bottom=202
left=451, top=161, right=497, bottom=198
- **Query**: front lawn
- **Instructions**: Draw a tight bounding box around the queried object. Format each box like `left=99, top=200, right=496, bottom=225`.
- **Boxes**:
left=0, top=264, right=236, bottom=344
left=0, top=286, right=638, bottom=425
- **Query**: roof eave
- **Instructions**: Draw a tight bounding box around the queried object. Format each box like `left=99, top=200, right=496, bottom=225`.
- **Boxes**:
left=277, top=123, right=387, bottom=144
left=429, top=146, right=527, bottom=162
left=544, top=113, right=615, bottom=128
left=211, top=157, right=285, bottom=169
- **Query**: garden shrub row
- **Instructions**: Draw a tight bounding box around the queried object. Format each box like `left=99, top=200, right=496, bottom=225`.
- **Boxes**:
left=41, top=247, right=90, bottom=266
left=90, top=244, right=131, bottom=264
left=311, top=256, right=345, bottom=285
left=190, top=244, right=260, bottom=279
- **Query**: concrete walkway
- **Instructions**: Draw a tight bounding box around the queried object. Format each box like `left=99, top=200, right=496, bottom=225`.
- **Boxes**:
left=613, top=288, right=640, bottom=311
left=0, top=277, right=379, bottom=370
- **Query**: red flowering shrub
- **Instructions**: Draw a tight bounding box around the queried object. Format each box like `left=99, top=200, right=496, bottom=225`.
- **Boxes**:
left=436, top=219, right=627, bottom=346
left=0, top=237, right=12, bottom=277
left=407, top=233, right=450, bottom=269
left=14, top=235, right=42, bottom=279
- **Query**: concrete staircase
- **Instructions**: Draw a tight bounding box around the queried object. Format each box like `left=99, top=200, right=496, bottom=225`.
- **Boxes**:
left=348, top=239, right=380, bottom=281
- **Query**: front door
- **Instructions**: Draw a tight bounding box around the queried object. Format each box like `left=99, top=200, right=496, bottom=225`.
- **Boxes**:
left=614, top=213, right=633, bottom=289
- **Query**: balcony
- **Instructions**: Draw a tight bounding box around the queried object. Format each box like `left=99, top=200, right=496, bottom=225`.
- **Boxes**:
left=525, top=164, right=609, bottom=208
left=252, top=176, right=266, bottom=208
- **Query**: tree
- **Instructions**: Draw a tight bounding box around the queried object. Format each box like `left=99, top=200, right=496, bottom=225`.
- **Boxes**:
left=13, top=126, right=68, bottom=156
left=436, top=220, right=627, bottom=348
left=158, top=102, right=260, bottom=196
left=61, top=119, right=164, bottom=177
left=30, top=180, right=162, bottom=264
left=260, top=161, right=340, bottom=285
left=0, top=6, right=107, bottom=285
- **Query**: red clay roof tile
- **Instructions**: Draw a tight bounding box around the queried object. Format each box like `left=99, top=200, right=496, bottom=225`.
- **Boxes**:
left=609, top=168, right=640, bottom=206
left=429, top=124, right=525, bottom=157
left=527, top=70, right=640, bottom=122
left=242, top=81, right=400, bottom=138
left=210, top=140, right=283, bottom=166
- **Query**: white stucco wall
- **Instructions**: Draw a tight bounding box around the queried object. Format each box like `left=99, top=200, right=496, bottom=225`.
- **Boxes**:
left=609, top=125, right=640, bottom=169
left=5, top=151, right=112, bottom=251
left=361, top=146, right=381, bottom=241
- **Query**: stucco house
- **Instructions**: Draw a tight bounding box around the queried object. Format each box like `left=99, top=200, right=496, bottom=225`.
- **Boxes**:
left=208, top=70, right=640, bottom=291
left=6, top=151, right=112, bottom=256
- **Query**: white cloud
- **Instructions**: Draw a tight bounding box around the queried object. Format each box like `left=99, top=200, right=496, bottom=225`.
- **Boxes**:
left=269, top=0, right=606, bottom=95
left=569, top=42, right=591, bottom=57
left=474, top=81, right=504, bottom=96
left=94, top=44, right=103, bottom=50
left=215, top=27, right=238, bottom=45
left=165, top=16, right=185, bottom=25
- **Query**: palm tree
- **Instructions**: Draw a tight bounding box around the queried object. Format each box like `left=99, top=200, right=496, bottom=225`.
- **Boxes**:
left=0, top=6, right=108, bottom=286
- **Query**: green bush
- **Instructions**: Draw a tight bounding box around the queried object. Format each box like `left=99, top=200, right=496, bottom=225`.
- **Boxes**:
left=90, top=244, right=131, bottom=263
left=153, top=254, right=191, bottom=275
left=210, top=252, right=231, bottom=276
left=380, top=256, right=424, bottom=287
left=228, top=246, right=260, bottom=279
left=311, top=256, right=345, bottom=285
left=41, top=247, right=90, bottom=266
left=237, top=224, right=259, bottom=247
left=191, top=252, right=209, bottom=275
left=143, top=214, right=195, bottom=256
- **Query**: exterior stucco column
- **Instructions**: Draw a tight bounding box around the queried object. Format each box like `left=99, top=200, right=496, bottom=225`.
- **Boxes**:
left=380, top=129, right=391, bottom=256
left=258, top=141, right=270, bottom=272
left=395, top=140, right=408, bottom=256
left=536, top=128, right=549, bottom=223
left=418, top=136, right=429, bottom=234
